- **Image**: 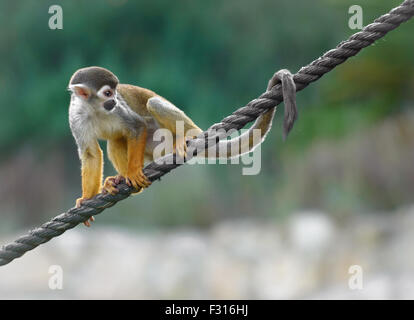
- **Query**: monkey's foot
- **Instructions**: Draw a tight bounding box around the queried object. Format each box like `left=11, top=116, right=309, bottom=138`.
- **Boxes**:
left=102, top=175, right=124, bottom=195
left=125, top=169, right=151, bottom=191
left=83, top=216, right=95, bottom=227
left=75, top=197, right=96, bottom=227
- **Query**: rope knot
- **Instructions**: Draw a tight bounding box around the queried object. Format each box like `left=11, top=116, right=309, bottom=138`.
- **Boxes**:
left=267, top=69, right=298, bottom=140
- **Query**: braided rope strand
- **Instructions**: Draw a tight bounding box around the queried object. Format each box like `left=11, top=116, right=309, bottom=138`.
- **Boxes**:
left=1, top=0, right=413, bottom=266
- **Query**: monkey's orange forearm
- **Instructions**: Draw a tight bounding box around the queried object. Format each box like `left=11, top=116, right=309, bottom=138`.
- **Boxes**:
left=80, top=145, right=103, bottom=199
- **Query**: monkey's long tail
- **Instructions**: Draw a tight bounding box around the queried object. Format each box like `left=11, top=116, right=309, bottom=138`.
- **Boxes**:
left=200, top=69, right=296, bottom=159
left=199, top=108, right=276, bottom=159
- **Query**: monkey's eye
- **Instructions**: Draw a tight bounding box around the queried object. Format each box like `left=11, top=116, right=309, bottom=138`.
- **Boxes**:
left=104, top=90, right=113, bottom=97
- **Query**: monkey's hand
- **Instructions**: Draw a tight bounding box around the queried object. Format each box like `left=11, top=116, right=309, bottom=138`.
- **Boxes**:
left=75, top=197, right=96, bottom=227
left=102, top=175, right=124, bottom=195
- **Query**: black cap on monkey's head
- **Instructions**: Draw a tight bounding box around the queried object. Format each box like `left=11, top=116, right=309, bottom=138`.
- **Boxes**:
left=69, top=66, right=119, bottom=91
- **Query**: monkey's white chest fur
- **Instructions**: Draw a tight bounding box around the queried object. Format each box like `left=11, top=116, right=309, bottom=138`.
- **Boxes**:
left=91, top=110, right=125, bottom=140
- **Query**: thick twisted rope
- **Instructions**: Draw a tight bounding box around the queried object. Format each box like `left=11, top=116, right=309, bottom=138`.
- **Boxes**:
left=1, top=0, right=413, bottom=267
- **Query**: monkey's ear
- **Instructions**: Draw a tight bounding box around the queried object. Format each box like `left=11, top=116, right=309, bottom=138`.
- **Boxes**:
left=70, top=84, right=91, bottom=100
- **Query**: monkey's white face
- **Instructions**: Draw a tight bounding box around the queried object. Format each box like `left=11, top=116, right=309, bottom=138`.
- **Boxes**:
left=96, top=85, right=118, bottom=111
left=69, top=83, right=118, bottom=112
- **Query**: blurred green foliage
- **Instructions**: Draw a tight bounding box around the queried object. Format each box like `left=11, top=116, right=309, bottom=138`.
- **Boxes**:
left=0, top=0, right=412, bottom=228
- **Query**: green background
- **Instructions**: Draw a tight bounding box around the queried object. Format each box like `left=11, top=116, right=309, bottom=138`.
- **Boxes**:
left=0, top=0, right=412, bottom=231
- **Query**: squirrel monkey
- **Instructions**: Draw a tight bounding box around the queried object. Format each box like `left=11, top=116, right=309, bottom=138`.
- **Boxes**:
left=68, top=66, right=276, bottom=226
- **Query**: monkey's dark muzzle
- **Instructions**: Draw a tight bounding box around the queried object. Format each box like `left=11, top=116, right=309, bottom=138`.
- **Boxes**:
left=104, top=99, right=116, bottom=111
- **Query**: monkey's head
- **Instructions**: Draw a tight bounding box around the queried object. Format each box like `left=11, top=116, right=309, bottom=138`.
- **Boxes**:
left=69, top=66, right=119, bottom=111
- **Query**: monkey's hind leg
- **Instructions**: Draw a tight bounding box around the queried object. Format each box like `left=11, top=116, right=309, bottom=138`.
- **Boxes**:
left=125, top=130, right=152, bottom=191
left=147, top=97, right=203, bottom=159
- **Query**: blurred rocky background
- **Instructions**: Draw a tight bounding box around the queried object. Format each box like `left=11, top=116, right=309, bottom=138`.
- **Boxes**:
left=0, top=0, right=413, bottom=299
left=2, top=206, right=414, bottom=299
